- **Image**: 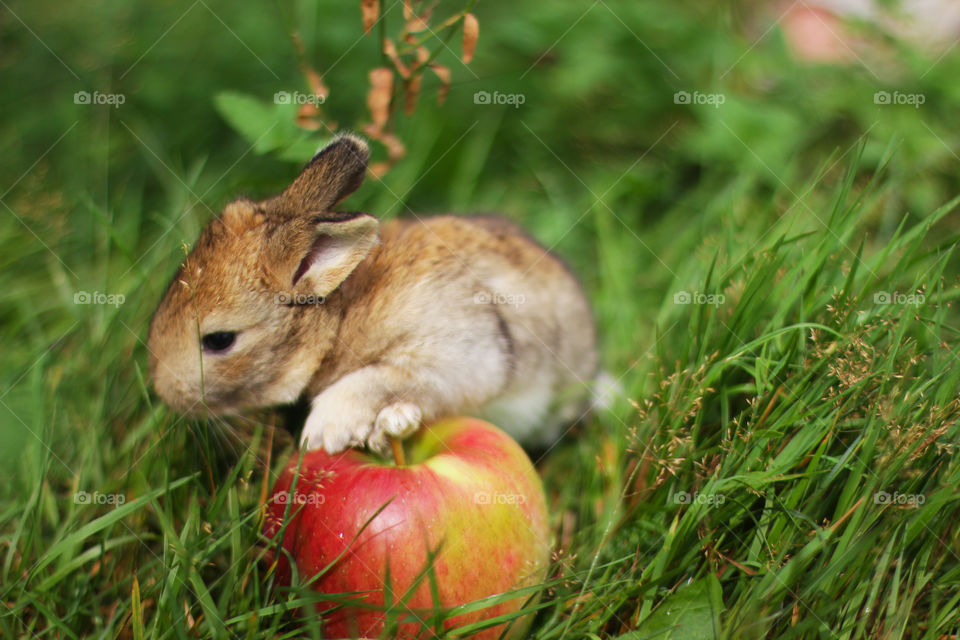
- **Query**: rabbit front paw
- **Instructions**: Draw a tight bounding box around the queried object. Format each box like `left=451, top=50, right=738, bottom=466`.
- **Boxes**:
left=366, top=402, right=423, bottom=453
left=300, top=401, right=376, bottom=453
left=300, top=398, right=423, bottom=454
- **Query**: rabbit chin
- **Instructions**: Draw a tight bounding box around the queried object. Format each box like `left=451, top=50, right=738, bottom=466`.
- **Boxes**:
left=163, top=386, right=281, bottom=418
left=175, top=377, right=310, bottom=418
left=153, top=384, right=238, bottom=417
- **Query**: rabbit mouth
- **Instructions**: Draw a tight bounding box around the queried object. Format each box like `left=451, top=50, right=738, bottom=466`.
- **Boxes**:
left=183, top=390, right=247, bottom=416
left=154, top=380, right=241, bottom=417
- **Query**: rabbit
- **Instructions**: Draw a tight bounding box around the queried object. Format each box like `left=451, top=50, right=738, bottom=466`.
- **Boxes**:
left=147, top=133, right=598, bottom=454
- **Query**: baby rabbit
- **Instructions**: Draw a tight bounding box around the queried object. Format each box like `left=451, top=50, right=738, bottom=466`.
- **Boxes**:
left=148, top=134, right=597, bottom=454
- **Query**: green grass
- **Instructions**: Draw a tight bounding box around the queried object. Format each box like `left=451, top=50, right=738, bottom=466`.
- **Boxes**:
left=3, top=0, right=960, bottom=637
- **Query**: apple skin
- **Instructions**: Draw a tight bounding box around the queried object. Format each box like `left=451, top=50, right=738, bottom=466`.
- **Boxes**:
left=264, top=416, right=551, bottom=639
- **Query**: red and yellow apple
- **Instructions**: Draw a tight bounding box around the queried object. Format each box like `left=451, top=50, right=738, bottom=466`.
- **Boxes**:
left=263, top=416, right=551, bottom=639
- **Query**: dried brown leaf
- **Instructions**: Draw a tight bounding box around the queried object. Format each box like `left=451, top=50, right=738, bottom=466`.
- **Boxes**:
left=404, top=74, right=421, bottom=116
left=184, top=600, right=196, bottom=629
left=429, top=63, right=450, bottom=105
left=407, top=16, right=430, bottom=32
left=367, top=67, right=393, bottom=131
left=462, top=13, right=478, bottom=63
left=407, top=16, right=429, bottom=33
left=361, top=0, right=378, bottom=34
left=364, top=123, right=406, bottom=178
left=404, top=0, right=431, bottom=32
left=303, top=67, right=329, bottom=101
left=383, top=38, right=410, bottom=78
left=296, top=103, right=322, bottom=130
left=368, top=162, right=390, bottom=179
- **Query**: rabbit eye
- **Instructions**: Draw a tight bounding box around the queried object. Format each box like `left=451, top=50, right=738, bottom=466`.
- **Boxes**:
left=202, top=331, right=237, bottom=353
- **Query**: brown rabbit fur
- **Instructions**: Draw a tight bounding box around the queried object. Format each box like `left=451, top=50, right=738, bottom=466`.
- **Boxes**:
left=148, top=134, right=597, bottom=453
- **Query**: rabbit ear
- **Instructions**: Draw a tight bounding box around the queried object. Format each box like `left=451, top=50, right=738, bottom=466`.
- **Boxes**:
left=278, top=134, right=370, bottom=214
left=266, top=213, right=379, bottom=298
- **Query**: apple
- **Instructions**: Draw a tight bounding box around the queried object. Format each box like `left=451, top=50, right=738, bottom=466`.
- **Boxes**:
left=263, top=416, right=551, bottom=639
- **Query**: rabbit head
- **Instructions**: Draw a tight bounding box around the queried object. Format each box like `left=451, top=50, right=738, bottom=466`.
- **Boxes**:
left=147, top=134, right=379, bottom=416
